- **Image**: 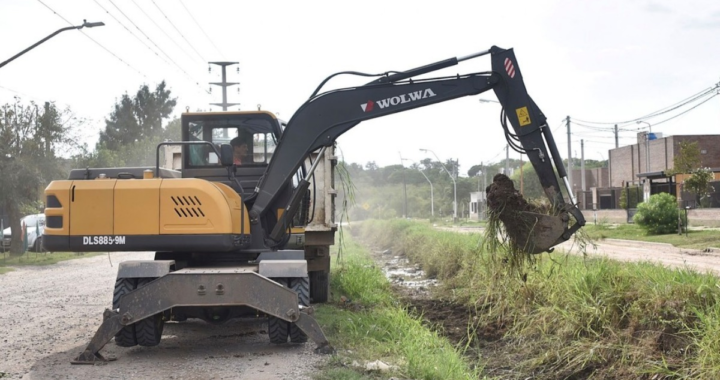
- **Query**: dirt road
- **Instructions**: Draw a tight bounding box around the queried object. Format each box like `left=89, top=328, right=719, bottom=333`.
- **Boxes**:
left=558, top=238, right=720, bottom=275
left=0, top=252, right=323, bottom=379
left=437, top=226, right=720, bottom=275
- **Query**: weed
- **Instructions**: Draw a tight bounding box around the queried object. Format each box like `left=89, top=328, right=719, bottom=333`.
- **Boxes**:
left=315, top=229, right=479, bottom=380
left=356, top=219, right=720, bottom=379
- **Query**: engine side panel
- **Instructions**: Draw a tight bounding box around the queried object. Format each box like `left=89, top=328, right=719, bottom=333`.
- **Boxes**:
left=43, top=178, right=248, bottom=252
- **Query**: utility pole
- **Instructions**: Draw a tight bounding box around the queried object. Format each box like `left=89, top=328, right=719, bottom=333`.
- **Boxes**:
left=420, top=149, right=456, bottom=222
left=614, top=124, right=619, bottom=148
left=566, top=116, right=572, bottom=194
left=417, top=168, right=434, bottom=217
left=581, top=139, right=586, bottom=192
left=482, top=162, right=487, bottom=192
left=209, top=62, right=240, bottom=110
left=505, top=144, right=510, bottom=175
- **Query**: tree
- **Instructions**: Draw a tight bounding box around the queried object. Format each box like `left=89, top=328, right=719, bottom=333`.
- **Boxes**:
left=685, top=167, right=715, bottom=208
left=98, top=81, right=177, bottom=150
left=670, top=140, right=701, bottom=175
left=0, top=99, right=79, bottom=255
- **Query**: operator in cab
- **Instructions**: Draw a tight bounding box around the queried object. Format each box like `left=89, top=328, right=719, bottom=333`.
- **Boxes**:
left=231, top=136, right=251, bottom=165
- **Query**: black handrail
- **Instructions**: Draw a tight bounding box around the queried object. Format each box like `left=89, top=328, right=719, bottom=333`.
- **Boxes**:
left=155, top=141, right=224, bottom=178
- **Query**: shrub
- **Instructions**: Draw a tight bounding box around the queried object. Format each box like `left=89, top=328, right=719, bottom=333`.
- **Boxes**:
left=633, top=193, right=679, bottom=234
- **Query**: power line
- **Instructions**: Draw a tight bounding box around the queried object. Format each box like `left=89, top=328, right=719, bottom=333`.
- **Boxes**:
left=106, top=0, right=209, bottom=94
left=93, top=0, right=170, bottom=65
left=178, top=0, right=224, bottom=59
left=130, top=0, right=201, bottom=64
left=650, top=92, right=719, bottom=127
left=151, top=0, right=206, bottom=62
left=572, top=83, right=718, bottom=126
left=36, top=0, right=146, bottom=78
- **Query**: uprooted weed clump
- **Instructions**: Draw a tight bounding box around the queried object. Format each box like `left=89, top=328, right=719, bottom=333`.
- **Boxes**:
left=484, top=173, right=592, bottom=274
left=484, top=173, right=553, bottom=269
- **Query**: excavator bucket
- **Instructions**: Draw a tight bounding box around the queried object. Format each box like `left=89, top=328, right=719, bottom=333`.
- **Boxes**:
left=516, top=211, right=567, bottom=254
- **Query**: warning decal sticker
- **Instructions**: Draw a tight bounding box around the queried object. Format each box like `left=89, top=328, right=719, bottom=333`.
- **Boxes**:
left=516, top=107, right=531, bottom=126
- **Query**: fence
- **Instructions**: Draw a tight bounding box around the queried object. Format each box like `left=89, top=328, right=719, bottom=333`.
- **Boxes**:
left=679, top=180, right=720, bottom=209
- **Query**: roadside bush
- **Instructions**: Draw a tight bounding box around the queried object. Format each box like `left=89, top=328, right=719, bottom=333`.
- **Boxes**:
left=633, top=193, right=679, bottom=234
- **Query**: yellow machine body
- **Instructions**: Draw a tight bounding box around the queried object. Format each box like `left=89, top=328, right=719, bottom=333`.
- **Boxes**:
left=43, top=178, right=250, bottom=252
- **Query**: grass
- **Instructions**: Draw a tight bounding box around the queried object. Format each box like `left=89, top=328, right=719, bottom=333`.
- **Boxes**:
left=584, top=223, right=720, bottom=250
left=430, top=218, right=487, bottom=228
left=0, top=251, right=102, bottom=274
left=356, top=219, right=720, bottom=379
left=313, top=233, right=480, bottom=380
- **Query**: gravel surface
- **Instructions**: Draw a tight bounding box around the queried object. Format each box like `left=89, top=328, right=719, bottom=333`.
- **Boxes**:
left=559, top=238, right=720, bottom=275
left=0, top=252, right=325, bottom=379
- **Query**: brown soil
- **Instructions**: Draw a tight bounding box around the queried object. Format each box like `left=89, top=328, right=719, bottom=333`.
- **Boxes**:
left=486, top=173, right=547, bottom=252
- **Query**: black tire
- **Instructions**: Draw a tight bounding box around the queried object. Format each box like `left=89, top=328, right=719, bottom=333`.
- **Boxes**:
left=112, top=278, right=137, bottom=347
left=135, top=278, right=164, bottom=347
left=288, top=276, right=310, bottom=343
left=309, top=270, right=330, bottom=303
left=268, top=278, right=289, bottom=344
left=268, top=316, right=290, bottom=344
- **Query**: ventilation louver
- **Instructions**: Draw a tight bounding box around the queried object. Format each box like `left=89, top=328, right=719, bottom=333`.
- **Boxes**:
left=171, top=196, right=205, bottom=218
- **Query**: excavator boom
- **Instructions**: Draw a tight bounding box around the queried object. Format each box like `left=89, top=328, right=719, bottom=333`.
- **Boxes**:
left=252, top=46, right=585, bottom=252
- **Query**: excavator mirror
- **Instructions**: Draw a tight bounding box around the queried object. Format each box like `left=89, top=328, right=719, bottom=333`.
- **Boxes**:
left=219, top=144, right=233, bottom=166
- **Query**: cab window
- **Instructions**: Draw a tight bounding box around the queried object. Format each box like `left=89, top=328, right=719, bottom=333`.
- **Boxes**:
left=184, top=116, right=277, bottom=168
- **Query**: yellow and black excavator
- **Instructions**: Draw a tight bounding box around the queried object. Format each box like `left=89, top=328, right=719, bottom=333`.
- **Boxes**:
left=44, top=45, right=585, bottom=364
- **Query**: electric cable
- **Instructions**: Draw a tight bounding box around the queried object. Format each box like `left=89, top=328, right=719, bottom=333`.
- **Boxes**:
left=92, top=0, right=170, bottom=65
left=130, top=0, right=201, bottom=64
left=572, top=84, right=718, bottom=126
left=106, top=0, right=205, bottom=90
left=178, top=0, right=225, bottom=59
left=151, top=0, right=206, bottom=62
left=649, top=92, right=719, bottom=127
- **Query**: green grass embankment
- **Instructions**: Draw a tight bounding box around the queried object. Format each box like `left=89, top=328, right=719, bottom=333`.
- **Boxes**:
left=584, top=223, right=720, bottom=250
left=0, top=252, right=102, bottom=274
left=314, top=233, right=480, bottom=380
left=356, top=219, right=720, bottom=379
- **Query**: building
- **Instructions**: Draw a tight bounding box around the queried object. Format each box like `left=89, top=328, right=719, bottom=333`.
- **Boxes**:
left=469, top=191, right=486, bottom=221
left=608, top=133, right=720, bottom=206
left=572, top=167, right=609, bottom=209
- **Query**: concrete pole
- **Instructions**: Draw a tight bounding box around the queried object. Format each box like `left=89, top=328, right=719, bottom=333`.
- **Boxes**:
left=580, top=140, right=585, bottom=189
left=567, top=116, right=573, bottom=193
left=614, top=124, right=619, bottom=148
left=505, top=145, right=509, bottom=175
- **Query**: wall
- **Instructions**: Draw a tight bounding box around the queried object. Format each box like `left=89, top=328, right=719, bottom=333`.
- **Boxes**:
left=581, top=208, right=720, bottom=227
left=672, top=135, right=720, bottom=169
left=687, top=209, right=720, bottom=228
left=609, top=145, right=635, bottom=187
left=581, top=209, right=628, bottom=224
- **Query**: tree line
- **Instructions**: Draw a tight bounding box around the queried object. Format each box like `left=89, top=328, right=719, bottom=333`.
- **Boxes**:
left=338, top=156, right=607, bottom=222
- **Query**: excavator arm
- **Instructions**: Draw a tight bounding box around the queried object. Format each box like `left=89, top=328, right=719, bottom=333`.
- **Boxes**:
left=250, top=46, right=585, bottom=251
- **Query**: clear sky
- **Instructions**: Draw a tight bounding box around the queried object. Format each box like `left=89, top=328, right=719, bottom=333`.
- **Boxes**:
left=1, top=0, right=719, bottom=176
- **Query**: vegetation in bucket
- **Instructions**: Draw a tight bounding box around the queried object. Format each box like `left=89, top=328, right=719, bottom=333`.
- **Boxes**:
left=483, top=173, right=592, bottom=272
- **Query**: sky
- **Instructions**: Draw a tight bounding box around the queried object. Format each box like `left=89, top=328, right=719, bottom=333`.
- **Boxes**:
left=1, top=0, right=719, bottom=177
